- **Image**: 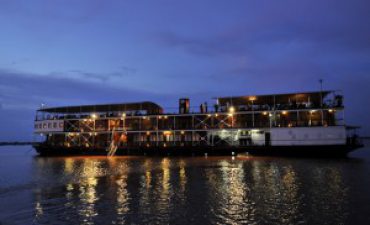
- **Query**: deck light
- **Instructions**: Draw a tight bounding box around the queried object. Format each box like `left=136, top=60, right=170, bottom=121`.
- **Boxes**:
left=181, top=131, right=185, bottom=135
left=207, top=114, right=211, bottom=117
left=328, top=109, right=334, bottom=113
left=229, top=106, right=235, bottom=114
left=215, top=113, right=218, bottom=117
left=164, top=131, right=172, bottom=136
left=282, top=111, right=288, bottom=115
left=164, top=115, right=168, bottom=119
left=146, top=131, right=150, bottom=135
left=249, top=96, right=257, bottom=101
left=158, top=116, right=162, bottom=119
left=91, top=113, right=97, bottom=119
left=263, top=111, right=268, bottom=116
left=121, top=113, right=126, bottom=118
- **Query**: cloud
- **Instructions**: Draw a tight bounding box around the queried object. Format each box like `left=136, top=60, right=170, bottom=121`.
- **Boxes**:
left=0, top=68, right=171, bottom=141
left=62, top=66, right=137, bottom=82
left=153, top=0, right=370, bottom=61
left=0, top=0, right=112, bottom=24
left=0, top=68, right=166, bottom=109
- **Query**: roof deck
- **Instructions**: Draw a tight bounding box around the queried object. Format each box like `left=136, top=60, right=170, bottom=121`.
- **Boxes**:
left=38, top=101, right=163, bottom=114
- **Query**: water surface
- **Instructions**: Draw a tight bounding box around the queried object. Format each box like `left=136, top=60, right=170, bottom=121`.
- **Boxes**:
left=0, top=143, right=369, bottom=225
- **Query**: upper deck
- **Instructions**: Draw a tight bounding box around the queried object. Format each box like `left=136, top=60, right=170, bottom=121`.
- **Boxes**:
left=216, top=91, right=341, bottom=111
left=36, top=91, right=342, bottom=118
left=34, top=90, right=345, bottom=134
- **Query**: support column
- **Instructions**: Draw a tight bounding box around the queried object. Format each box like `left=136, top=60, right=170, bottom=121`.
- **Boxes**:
left=252, top=100, right=255, bottom=127
left=156, top=116, right=159, bottom=146
left=297, top=110, right=299, bottom=127
left=273, top=95, right=276, bottom=127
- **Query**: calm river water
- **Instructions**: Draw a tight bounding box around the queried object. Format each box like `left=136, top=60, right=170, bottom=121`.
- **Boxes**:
left=0, top=143, right=370, bottom=225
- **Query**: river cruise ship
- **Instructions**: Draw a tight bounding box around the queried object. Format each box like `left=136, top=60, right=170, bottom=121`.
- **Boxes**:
left=33, top=91, right=363, bottom=156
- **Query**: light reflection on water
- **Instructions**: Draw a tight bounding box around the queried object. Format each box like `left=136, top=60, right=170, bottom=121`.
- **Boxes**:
left=31, top=157, right=352, bottom=225
left=1, top=146, right=370, bottom=225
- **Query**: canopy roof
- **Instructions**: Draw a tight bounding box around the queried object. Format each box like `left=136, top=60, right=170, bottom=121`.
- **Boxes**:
left=217, top=91, right=335, bottom=106
left=38, top=101, right=163, bottom=114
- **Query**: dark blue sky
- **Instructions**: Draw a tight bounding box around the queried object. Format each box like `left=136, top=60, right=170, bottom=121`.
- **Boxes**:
left=0, top=0, right=370, bottom=141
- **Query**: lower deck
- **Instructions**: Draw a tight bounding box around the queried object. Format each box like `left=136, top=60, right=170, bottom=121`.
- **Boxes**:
left=43, top=126, right=349, bottom=149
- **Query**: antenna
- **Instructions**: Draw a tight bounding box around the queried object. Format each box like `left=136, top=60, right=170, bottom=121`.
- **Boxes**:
left=319, top=79, right=323, bottom=108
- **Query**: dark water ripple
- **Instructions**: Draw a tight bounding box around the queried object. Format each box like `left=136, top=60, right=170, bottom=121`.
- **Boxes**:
left=1, top=145, right=370, bottom=225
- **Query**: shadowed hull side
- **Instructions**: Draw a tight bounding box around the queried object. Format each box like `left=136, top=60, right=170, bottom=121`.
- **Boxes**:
left=33, top=143, right=364, bottom=157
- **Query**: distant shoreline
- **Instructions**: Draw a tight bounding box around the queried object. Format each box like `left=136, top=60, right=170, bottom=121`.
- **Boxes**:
left=0, top=142, right=34, bottom=146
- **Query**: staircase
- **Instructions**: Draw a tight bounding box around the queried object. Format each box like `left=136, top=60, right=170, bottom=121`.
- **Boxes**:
left=107, top=127, right=118, bottom=156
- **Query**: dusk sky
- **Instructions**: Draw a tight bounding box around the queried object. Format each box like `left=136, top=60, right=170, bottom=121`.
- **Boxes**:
left=0, top=0, right=370, bottom=141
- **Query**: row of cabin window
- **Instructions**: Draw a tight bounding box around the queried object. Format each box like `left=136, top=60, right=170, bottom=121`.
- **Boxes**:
left=35, top=122, right=64, bottom=129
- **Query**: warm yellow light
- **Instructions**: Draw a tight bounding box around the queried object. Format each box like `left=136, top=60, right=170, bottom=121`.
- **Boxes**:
left=310, top=110, right=317, bottom=114
left=121, top=113, right=126, bottom=118
left=91, top=113, right=97, bottom=119
left=215, top=113, right=218, bottom=117
left=207, top=114, right=211, bottom=117
left=229, top=106, right=235, bottom=114
left=228, top=113, right=233, bottom=117
left=263, top=111, right=268, bottom=115
left=143, top=116, right=147, bottom=119
left=164, top=115, right=168, bottom=119
left=180, top=131, right=185, bottom=135
left=163, top=131, right=172, bottom=136
left=328, top=109, right=334, bottom=113
left=249, top=96, right=257, bottom=101
left=158, top=116, right=162, bottom=119
left=282, top=111, right=288, bottom=115
left=146, top=131, right=150, bottom=135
